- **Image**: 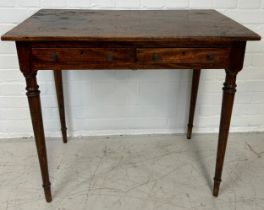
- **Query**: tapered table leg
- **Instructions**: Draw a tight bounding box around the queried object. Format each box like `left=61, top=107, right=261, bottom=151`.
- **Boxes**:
left=53, top=70, right=67, bottom=143
left=213, top=69, right=238, bottom=196
left=24, top=72, right=52, bottom=202
left=187, top=69, right=201, bottom=139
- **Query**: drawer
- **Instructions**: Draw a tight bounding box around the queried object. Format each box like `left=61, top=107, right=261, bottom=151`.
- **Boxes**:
left=32, top=48, right=135, bottom=64
left=137, top=48, right=230, bottom=65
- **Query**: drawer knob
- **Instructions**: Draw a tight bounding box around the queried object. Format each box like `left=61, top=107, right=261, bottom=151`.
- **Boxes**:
left=207, top=53, right=215, bottom=61
left=152, top=53, right=160, bottom=62
left=50, top=52, right=57, bottom=62
left=106, top=54, right=113, bottom=62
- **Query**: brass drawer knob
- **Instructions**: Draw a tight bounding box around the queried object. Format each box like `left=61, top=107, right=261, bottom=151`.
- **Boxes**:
left=152, top=53, right=160, bottom=62
left=207, top=53, right=215, bottom=61
left=50, top=52, right=57, bottom=62
left=106, top=54, right=113, bottom=62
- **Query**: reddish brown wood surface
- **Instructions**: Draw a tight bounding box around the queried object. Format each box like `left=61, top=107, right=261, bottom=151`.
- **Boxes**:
left=213, top=42, right=246, bottom=197
left=53, top=70, right=67, bottom=143
left=1, top=9, right=261, bottom=42
left=137, top=48, right=230, bottom=65
left=1, top=10, right=261, bottom=202
left=16, top=42, right=52, bottom=202
left=31, top=46, right=231, bottom=70
left=32, top=48, right=136, bottom=64
left=187, top=69, right=201, bottom=139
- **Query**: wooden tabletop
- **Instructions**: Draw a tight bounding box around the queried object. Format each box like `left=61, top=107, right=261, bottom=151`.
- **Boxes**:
left=1, top=9, right=261, bottom=42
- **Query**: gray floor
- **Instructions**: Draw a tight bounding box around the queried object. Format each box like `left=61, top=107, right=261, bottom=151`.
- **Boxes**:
left=0, top=133, right=264, bottom=210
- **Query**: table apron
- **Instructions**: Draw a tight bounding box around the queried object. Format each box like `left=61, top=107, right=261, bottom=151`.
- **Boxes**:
left=31, top=47, right=231, bottom=70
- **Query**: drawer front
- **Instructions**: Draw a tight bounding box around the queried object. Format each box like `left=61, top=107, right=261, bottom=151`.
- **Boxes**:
left=32, top=48, right=135, bottom=64
left=137, top=48, right=230, bottom=65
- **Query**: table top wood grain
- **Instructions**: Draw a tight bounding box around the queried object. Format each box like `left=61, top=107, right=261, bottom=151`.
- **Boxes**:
left=1, top=9, right=261, bottom=42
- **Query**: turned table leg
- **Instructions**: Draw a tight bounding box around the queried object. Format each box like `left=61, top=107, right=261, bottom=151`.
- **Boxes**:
left=24, top=72, right=52, bottom=202
left=213, top=69, right=238, bottom=196
left=187, top=69, right=201, bottom=139
left=53, top=70, right=67, bottom=143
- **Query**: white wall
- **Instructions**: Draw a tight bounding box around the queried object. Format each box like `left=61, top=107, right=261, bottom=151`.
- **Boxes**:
left=0, top=0, right=264, bottom=138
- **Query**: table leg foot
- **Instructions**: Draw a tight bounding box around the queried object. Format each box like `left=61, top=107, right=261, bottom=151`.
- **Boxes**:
left=213, top=178, right=221, bottom=197
left=62, top=128, right=67, bottom=144
left=43, top=183, right=52, bottom=202
left=187, top=125, right=193, bottom=139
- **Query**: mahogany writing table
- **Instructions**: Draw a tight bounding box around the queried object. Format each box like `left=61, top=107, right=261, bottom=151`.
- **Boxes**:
left=1, top=9, right=261, bottom=202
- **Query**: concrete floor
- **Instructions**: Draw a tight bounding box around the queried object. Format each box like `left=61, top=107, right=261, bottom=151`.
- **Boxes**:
left=0, top=133, right=264, bottom=210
